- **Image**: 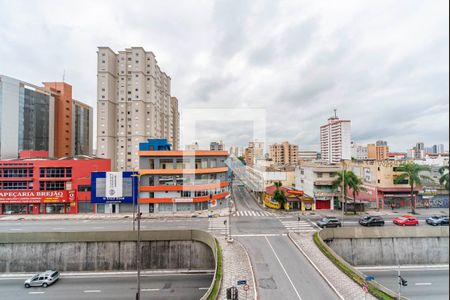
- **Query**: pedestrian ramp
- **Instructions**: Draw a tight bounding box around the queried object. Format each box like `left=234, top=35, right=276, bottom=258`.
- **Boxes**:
left=233, top=210, right=275, bottom=217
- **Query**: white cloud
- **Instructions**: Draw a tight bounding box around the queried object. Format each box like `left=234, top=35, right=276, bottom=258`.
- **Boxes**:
left=0, top=0, right=448, bottom=152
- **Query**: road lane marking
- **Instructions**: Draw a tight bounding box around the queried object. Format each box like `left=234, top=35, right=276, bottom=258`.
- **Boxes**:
left=265, top=236, right=303, bottom=300
left=415, top=282, right=432, bottom=286
left=199, top=287, right=209, bottom=290
left=84, top=290, right=101, bottom=293
left=9, top=228, right=23, bottom=231
left=142, top=288, right=160, bottom=291
left=29, top=292, right=45, bottom=294
left=232, top=233, right=287, bottom=237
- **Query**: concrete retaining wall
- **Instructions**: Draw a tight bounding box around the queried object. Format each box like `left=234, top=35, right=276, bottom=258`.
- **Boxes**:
left=0, top=230, right=215, bottom=273
left=320, top=227, right=449, bottom=266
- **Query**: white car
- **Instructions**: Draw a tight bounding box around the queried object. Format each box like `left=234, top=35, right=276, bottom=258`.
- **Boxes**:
left=24, top=270, right=60, bottom=288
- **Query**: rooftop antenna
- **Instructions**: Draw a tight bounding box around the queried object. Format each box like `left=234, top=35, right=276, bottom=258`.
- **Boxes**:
left=334, top=109, right=337, bottom=118
left=62, top=69, right=65, bottom=82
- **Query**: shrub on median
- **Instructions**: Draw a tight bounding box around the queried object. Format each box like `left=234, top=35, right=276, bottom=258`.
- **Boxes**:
left=312, top=232, right=395, bottom=300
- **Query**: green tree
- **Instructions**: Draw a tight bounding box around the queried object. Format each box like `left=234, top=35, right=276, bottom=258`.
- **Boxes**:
left=273, top=181, right=286, bottom=208
left=333, top=170, right=354, bottom=212
left=439, top=165, right=449, bottom=191
left=348, top=173, right=365, bottom=215
left=394, top=162, right=431, bottom=214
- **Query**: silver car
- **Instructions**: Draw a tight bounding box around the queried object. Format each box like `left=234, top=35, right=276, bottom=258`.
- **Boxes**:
left=24, top=270, right=60, bottom=288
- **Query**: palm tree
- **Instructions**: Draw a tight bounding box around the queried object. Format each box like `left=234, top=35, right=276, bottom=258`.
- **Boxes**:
left=273, top=181, right=286, bottom=208
left=333, top=170, right=354, bottom=212
left=439, top=165, right=449, bottom=191
left=348, top=173, right=365, bottom=215
left=394, top=162, right=431, bottom=214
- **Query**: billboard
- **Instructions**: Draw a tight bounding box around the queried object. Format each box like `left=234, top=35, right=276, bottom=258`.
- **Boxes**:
left=0, top=190, right=76, bottom=204
left=91, top=171, right=138, bottom=204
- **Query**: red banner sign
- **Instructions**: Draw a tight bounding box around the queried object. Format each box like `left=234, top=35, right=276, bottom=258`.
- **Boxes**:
left=0, top=190, right=76, bottom=204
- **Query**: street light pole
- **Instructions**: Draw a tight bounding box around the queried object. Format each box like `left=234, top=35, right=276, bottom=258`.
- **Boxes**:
left=133, top=176, right=136, bottom=232
left=132, top=173, right=141, bottom=300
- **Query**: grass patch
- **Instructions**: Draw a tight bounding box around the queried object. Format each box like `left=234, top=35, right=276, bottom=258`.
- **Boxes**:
left=313, top=232, right=396, bottom=300
left=207, top=238, right=222, bottom=300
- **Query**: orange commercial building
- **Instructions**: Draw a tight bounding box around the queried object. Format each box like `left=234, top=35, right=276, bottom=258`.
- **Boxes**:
left=137, top=139, right=230, bottom=213
left=367, top=144, right=389, bottom=160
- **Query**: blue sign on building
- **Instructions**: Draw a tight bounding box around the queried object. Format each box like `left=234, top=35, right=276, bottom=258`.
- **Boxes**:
left=91, top=171, right=139, bottom=204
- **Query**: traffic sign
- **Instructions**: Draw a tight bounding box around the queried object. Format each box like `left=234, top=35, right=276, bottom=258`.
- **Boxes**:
left=237, top=280, right=247, bottom=285
left=243, top=284, right=250, bottom=291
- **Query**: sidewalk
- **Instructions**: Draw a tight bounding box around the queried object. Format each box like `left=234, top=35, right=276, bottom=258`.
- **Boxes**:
left=217, top=237, right=257, bottom=300
left=280, top=207, right=449, bottom=218
left=289, top=232, right=376, bottom=300
left=0, top=207, right=232, bottom=221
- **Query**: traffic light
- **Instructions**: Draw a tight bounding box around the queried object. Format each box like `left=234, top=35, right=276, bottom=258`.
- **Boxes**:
left=399, top=276, right=407, bottom=286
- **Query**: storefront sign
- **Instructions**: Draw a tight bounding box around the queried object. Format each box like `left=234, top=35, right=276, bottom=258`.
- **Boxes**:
left=105, top=172, right=123, bottom=198
left=0, top=190, right=76, bottom=204
left=175, top=198, right=193, bottom=203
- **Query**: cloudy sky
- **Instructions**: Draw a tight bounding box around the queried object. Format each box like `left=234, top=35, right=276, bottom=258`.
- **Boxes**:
left=0, top=0, right=448, bottom=152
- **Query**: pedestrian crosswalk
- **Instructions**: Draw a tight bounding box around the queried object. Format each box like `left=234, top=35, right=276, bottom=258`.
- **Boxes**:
left=208, top=216, right=228, bottom=236
left=233, top=210, right=275, bottom=217
left=280, top=219, right=318, bottom=233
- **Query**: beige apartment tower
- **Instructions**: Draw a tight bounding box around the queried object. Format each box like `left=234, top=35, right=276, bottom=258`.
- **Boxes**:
left=96, top=47, right=180, bottom=171
left=269, top=141, right=299, bottom=166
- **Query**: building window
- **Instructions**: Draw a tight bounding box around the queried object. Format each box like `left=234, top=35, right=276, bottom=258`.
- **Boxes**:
left=78, top=185, right=91, bottom=192
left=40, top=181, right=65, bottom=190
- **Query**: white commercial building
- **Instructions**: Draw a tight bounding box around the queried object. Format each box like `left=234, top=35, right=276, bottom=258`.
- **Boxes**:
left=320, top=115, right=351, bottom=164
left=96, top=47, right=180, bottom=171
left=351, top=142, right=368, bottom=160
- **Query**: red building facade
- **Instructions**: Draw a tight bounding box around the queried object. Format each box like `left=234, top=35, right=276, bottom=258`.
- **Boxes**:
left=0, top=152, right=110, bottom=215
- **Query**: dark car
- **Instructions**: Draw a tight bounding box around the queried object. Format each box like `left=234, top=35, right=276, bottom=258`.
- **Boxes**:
left=426, top=215, right=449, bottom=226
left=359, top=215, right=385, bottom=227
left=316, top=217, right=342, bottom=228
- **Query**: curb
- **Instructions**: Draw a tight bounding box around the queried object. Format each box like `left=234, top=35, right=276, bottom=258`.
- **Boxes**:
left=235, top=238, right=259, bottom=300
left=287, top=232, right=345, bottom=300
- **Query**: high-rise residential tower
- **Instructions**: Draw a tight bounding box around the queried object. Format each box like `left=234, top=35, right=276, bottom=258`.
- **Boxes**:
left=269, top=141, right=299, bottom=166
left=320, top=112, right=351, bottom=164
left=72, top=100, right=93, bottom=156
left=96, top=47, right=180, bottom=171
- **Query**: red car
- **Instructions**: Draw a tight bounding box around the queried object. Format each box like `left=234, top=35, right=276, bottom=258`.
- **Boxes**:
left=393, top=215, right=419, bottom=226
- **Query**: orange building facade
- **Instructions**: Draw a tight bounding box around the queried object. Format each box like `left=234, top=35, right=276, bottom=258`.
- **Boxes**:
left=137, top=139, right=230, bottom=213
left=43, top=82, right=73, bottom=157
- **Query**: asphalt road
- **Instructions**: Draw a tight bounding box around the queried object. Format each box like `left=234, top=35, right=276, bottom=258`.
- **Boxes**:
left=358, top=267, right=449, bottom=300
left=0, top=180, right=447, bottom=300
left=231, top=182, right=339, bottom=300
left=0, top=272, right=212, bottom=300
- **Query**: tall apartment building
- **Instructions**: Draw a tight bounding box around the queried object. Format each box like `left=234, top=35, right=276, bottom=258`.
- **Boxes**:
left=96, top=47, right=180, bottom=171
left=210, top=141, right=225, bottom=151
left=244, top=141, right=264, bottom=167
left=320, top=114, right=351, bottom=164
left=0, top=75, right=92, bottom=159
left=229, top=146, right=244, bottom=158
left=368, top=143, right=389, bottom=160
left=269, top=141, right=299, bottom=166
left=413, top=142, right=425, bottom=159
left=72, top=100, right=93, bottom=156
left=43, top=82, right=73, bottom=157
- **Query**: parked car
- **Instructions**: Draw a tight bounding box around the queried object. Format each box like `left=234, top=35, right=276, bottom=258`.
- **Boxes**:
left=24, top=270, right=60, bottom=288
left=359, top=215, right=385, bottom=227
left=316, top=217, right=342, bottom=228
left=393, top=215, right=419, bottom=226
left=426, top=215, right=449, bottom=226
